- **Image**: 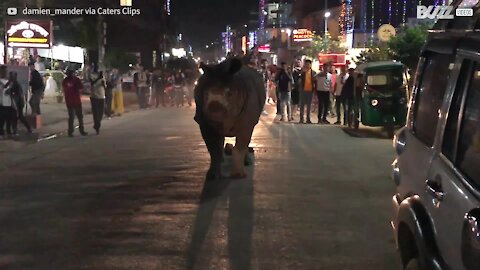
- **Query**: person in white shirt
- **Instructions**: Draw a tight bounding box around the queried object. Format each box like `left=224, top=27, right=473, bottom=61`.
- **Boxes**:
left=134, top=64, right=150, bottom=109
left=90, top=69, right=106, bottom=135
left=315, top=64, right=333, bottom=124
left=334, top=66, right=349, bottom=125
left=34, top=56, right=46, bottom=72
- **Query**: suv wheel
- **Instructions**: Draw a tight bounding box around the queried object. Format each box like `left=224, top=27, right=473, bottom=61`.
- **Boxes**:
left=405, top=258, right=421, bottom=270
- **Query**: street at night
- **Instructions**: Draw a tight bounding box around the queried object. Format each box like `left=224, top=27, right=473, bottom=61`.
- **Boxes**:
left=1, top=0, right=480, bottom=269
left=0, top=106, right=399, bottom=270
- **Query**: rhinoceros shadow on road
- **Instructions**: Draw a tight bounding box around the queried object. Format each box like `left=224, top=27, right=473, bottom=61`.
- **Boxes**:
left=186, top=154, right=255, bottom=270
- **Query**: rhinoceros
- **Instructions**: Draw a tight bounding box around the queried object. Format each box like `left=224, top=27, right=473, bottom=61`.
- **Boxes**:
left=194, top=58, right=266, bottom=180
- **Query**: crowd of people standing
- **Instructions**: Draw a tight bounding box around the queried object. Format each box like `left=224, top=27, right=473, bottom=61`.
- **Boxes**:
left=0, top=65, right=33, bottom=138
left=259, top=58, right=362, bottom=126
left=134, top=65, right=197, bottom=109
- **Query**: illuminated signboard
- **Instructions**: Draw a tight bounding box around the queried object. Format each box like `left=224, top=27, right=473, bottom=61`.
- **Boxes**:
left=318, top=54, right=346, bottom=66
left=6, top=20, right=52, bottom=48
left=258, top=44, right=270, bottom=53
left=293, top=29, right=314, bottom=42
left=248, top=31, right=257, bottom=49
left=242, top=36, right=247, bottom=53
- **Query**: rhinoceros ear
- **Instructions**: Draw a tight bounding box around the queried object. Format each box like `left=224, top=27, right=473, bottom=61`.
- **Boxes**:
left=228, top=58, right=242, bottom=76
left=200, top=62, right=213, bottom=75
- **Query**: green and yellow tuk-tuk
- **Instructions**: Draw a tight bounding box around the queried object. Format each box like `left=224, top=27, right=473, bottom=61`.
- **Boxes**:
left=353, top=61, right=409, bottom=137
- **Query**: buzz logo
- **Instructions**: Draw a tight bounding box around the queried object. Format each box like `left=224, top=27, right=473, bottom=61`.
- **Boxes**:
left=417, top=6, right=455, bottom=19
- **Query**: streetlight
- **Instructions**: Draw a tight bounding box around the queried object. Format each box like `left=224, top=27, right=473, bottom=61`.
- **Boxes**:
left=324, top=11, right=331, bottom=35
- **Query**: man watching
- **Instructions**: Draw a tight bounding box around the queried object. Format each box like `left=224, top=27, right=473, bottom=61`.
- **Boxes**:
left=63, top=69, right=88, bottom=137
left=275, top=62, right=294, bottom=122
left=315, top=64, right=333, bottom=124
left=28, top=62, right=45, bottom=115
left=299, top=59, right=317, bottom=124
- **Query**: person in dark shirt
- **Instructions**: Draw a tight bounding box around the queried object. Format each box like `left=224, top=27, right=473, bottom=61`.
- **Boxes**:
left=152, top=69, right=165, bottom=108
left=275, top=62, right=294, bottom=121
left=28, top=62, right=45, bottom=115
left=63, top=69, right=88, bottom=137
left=341, top=68, right=356, bottom=126
left=291, top=60, right=302, bottom=119
left=6, top=71, right=31, bottom=134
left=173, top=70, right=185, bottom=107
left=354, top=73, right=364, bottom=124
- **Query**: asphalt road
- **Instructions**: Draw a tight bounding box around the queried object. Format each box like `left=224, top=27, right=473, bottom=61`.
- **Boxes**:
left=0, top=106, right=401, bottom=270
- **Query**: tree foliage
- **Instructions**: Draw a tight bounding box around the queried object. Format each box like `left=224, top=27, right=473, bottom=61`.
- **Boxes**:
left=304, top=34, right=346, bottom=60
left=387, top=25, right=430, bottom=71
left=105, top=48, right=137, bottom=72
left=354, top=45, right=393, bottom=65
left=354, top=25, right=430, bottom=71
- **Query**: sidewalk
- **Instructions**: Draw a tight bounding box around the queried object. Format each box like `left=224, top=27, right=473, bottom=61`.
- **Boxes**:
left=0, top=91, right=139, bottom=152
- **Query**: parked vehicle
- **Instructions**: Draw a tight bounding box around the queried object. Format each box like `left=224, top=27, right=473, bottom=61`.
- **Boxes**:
left=354, top=61, right=408, bottom=137
left=391, top=3, right=480, bottom=270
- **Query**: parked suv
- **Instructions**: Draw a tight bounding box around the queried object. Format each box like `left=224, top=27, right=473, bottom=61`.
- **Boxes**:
left=391, top=3, right=480, bottom=270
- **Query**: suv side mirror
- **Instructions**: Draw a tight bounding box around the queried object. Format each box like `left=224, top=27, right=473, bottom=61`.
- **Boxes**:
left=394, top=127, right=407, bottom=155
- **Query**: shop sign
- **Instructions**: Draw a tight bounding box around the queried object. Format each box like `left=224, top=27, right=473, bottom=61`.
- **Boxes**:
left=6, top=20, right=52, bottom=48
left=258, top=44, right=270, bottom=53
left=318, top=53, right=346, bottom=65
left=293, top=29, right=314, bottom=42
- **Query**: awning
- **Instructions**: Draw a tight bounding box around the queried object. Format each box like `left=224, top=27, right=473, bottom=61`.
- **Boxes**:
left=37, top=45, right=84, bottom=64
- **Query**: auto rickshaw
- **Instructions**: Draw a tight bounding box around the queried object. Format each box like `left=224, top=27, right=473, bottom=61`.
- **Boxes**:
left=352, top=61, right=409, bottom=138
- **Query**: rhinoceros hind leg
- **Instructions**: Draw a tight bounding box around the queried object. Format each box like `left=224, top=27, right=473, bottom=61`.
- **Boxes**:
left=231, top=127, right=254, bottom=178
left=200, top=123, right=224, bottom=181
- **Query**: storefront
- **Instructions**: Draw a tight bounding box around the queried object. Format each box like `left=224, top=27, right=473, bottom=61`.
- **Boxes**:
left=4, top=19, right=53, bottom=65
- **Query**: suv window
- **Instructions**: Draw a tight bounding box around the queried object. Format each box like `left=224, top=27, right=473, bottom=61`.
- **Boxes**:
left=442, top=60, right=473, bottom=161
left=456, top=64, right=480, bottom=189
left=413, top=54, right=452, bottom=147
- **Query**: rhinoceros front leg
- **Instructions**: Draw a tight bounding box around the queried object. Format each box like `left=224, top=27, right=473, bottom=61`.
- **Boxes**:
left=199, top=123, right=225, bottom=181
left=231, top=126, right=254, bottom=179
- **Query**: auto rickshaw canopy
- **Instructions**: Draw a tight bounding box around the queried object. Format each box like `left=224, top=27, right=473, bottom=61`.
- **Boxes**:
left=355, top=61, right=405, bottom=75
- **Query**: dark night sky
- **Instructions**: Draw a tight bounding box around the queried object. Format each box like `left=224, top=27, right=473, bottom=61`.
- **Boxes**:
left=173, top=0, right=259, bottom=49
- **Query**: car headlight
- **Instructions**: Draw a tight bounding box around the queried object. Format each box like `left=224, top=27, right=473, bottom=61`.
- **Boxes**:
left=194, top=81, right=198, bottom=86
left=371, top=99, right=379, bottom=107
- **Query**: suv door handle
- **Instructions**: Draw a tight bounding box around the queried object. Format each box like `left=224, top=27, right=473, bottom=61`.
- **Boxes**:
left=425, top=179, right=445, bottom=201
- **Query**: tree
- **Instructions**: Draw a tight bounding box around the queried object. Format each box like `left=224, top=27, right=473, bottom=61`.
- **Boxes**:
left=304, top=34, right=346, bottom=60
left=104, top=48, right=137, bottom=73
left=388, top=24, right=430, bottom=71
left=354, top=45, right=393, bottom=65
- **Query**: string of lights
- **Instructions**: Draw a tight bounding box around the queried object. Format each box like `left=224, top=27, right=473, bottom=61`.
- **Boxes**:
left=339, top=0, right=346, bottom=36
left=346, top=0, right=353, bottom=33
left=371, top=0, right=375, bottom=38
left=388, top=0, right=392, bottom=23
left=395, top=0, right=399, bottom=24
left=259, top=0, right=266, bottom=31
